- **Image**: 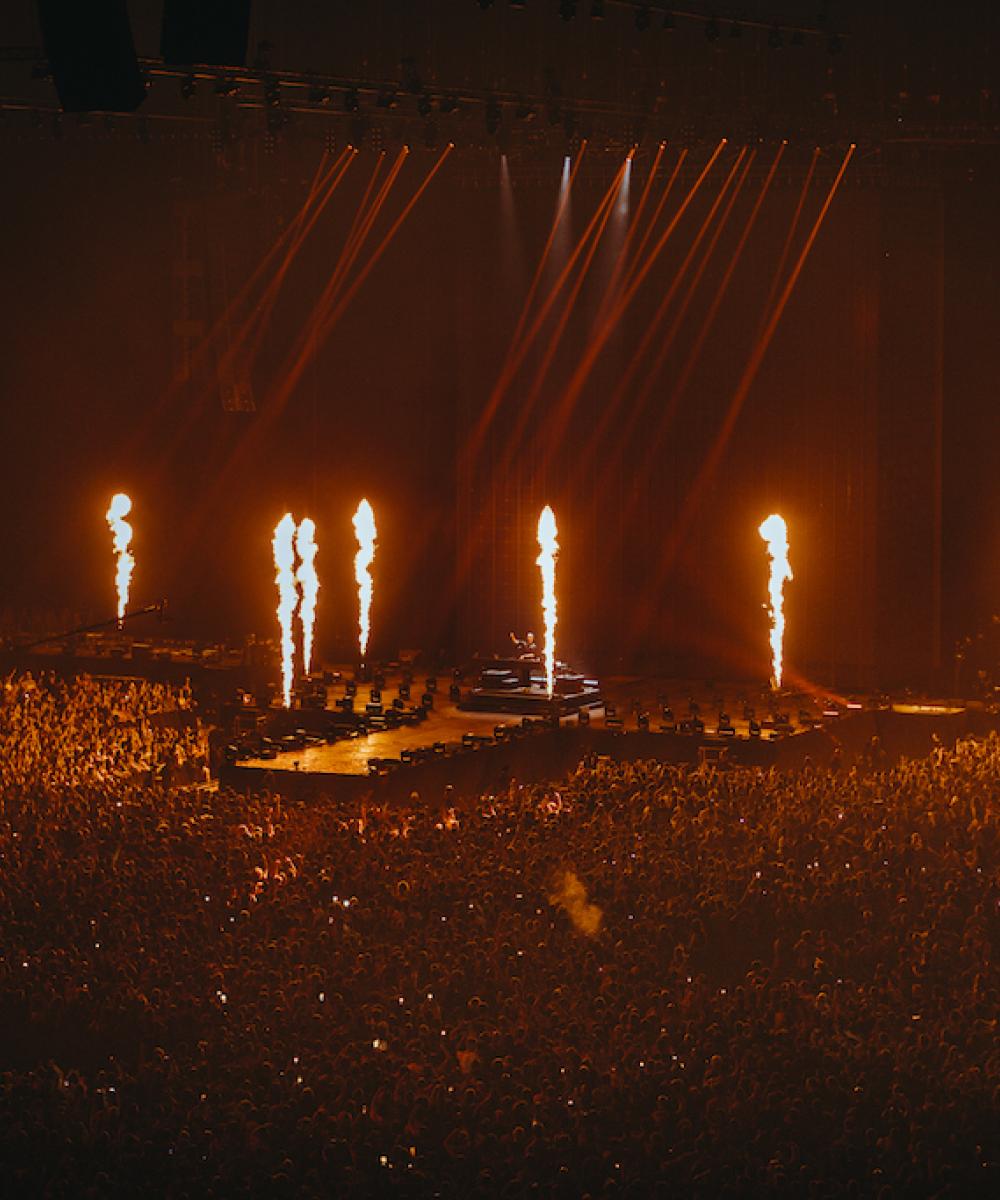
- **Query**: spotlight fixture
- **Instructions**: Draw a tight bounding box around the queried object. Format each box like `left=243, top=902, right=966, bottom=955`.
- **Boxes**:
left=180, top=73, right=196, bottom=100
left=590, top=0, right=605, bottom=16
left=264, top=79, right=281, bottom=108
left=343, top=88, right=360, bottom=113
left=214, top=77, right=239, bottom=98
left=768, top=22, right=783, bottom=49
left=729, top=19, right=742, bottom=38
left=635, top=4, right=650, bottom=32
left=662, top=10, right=675, bottom=31
left=417, top=92, right=433, bottom=117
left=515, top=97, right=537, bottom=121
left=705, top=16, right=720, bottom=42
left=308, top=85, right=331, bottom=105
left=486, top=97, right=501, bottom=135
left=790, top=29, right=804, bottom=47
left=559, top=0, right=577, bottom=19
left=439, top=94, right=459, bottom=114
left=478, top=0, right=494, bottom=9
left=828, top=31, right=843, bottom=54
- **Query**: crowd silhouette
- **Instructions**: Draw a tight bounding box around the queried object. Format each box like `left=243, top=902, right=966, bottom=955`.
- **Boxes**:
left=0, top=672, right=997, bottom=1197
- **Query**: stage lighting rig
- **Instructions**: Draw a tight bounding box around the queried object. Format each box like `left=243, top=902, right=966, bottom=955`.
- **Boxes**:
left=635, top=5, right=651, bottom=32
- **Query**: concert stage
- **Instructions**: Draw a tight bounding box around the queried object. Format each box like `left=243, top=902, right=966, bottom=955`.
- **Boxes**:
left=459, top=656, right=602, bottom=715
left=217, top=669, right=1000, bottom=802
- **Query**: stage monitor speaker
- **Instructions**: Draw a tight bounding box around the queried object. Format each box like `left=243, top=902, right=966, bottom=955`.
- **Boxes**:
left=38, top=0, right=146, bottom=113
left=160, top=0, right=252, bottom=67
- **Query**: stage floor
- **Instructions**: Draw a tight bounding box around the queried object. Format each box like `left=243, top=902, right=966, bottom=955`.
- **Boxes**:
left=238, top=671, right=798, bottom=778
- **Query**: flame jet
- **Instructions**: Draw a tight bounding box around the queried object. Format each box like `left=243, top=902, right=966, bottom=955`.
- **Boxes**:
left=273, top=513, right=298, bottom=707
left=536, top=506, right=559, bottom=699
left=295, top=518, right=319, bottom=675
left=758, top=513, right=793, bottom=689
left=105, top=493, right=135, bottom=627
left=352, top=500, right=377, bottom=659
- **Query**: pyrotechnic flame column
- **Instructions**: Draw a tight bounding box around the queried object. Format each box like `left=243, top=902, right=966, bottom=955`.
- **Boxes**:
left=105, top=492, right=135, bottom=628
left=758, top=513, right=792, bottom=690
left=295, top=518, right=319, bottom=675
left=352, top=500, right=377, bottom=662
left=536, top=505, right=559, bottom=700
left=272, top=514, right=299, bottom=708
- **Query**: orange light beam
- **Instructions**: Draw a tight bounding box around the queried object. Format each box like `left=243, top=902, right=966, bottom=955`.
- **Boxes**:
left=310, top=143, right=452, bottom=347
left=755, top=147, right=819, bottom=339
left=143, top=149, right=356, bottom=475
left=498, top=156, right=630, bottom=476
left=465, top=149, right=624, bottom=468
left=633, top=149, right=753, bottom=408
left=617, top=149, right=747, bottom=410
left=203, top=145, right=452, bottom=507
left=656, top=144, right=855, bottom=575
left=292, top=150, right=391, bottom=376
left=618, top=148, right=688, bottom=294
left=187, top=149, right=338, bottom=370
left=259, top=148, right=409, bottom=425
left=544, top=140, right=727, bottom=448
left=612, top=145, right=785, bottom=521
left=603, top=148, right=755, bottom=494
left=573, top=148, right=749, bottom=485
left=204, top=147, right=357, bottom=417
left=506, top=141, right=587, bottom=364
left=452, top=160, right=631, bottom=593
left=238, top=146, right=362, bottom=363
left=593, top=142, right=662, bottom=326
left=664, top=141, right=786, bottom=418
left=144, top=148, right=342, bottom=414
left=316, top=149, right=403, bottom=319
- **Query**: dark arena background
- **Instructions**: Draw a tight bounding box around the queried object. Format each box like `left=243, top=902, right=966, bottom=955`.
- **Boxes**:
left=0, top=3, right=999, bottom=1198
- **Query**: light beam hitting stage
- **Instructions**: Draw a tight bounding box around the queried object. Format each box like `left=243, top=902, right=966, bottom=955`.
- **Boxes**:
left=105, top=492, right=134, bottom=627
left=536, top=505, right=559, bottom=699
left=758, top=513, right=792, bottom=689
left=295, top=518, right=319, bottom=675
left=272, top=514, right=299, bottom=708
left=352, top=499, right=377, bottom=659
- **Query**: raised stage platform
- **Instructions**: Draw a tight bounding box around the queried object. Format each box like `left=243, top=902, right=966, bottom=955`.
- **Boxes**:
left=459, top=656, right=602, bottom=715
left=219, top=668, right=1000, bottom=803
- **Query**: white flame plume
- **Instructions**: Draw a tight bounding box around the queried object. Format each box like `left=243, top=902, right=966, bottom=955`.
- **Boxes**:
left=758, top=513, right=792, bottom=689
left=295, top=518, right=319, bottom=675
left=352, top=499, right=377, bottom=659
left=273, top=513, right=298, bottom=707
left=536, top=505, right=559, bottom=699
left=105, top=492, right=134, bottom=627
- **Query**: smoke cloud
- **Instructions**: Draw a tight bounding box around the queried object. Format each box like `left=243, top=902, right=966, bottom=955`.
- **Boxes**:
left=549, top=869, right=603, bottom=937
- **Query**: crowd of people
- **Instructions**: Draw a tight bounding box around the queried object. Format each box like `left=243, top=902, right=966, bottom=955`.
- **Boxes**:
left=0, top=671, right=997, bottom=1197
left=0, top=671, right=207, bottom=796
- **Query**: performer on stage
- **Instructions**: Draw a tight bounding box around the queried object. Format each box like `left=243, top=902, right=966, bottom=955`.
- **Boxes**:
left=509, top=630, right=539, bottom=660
